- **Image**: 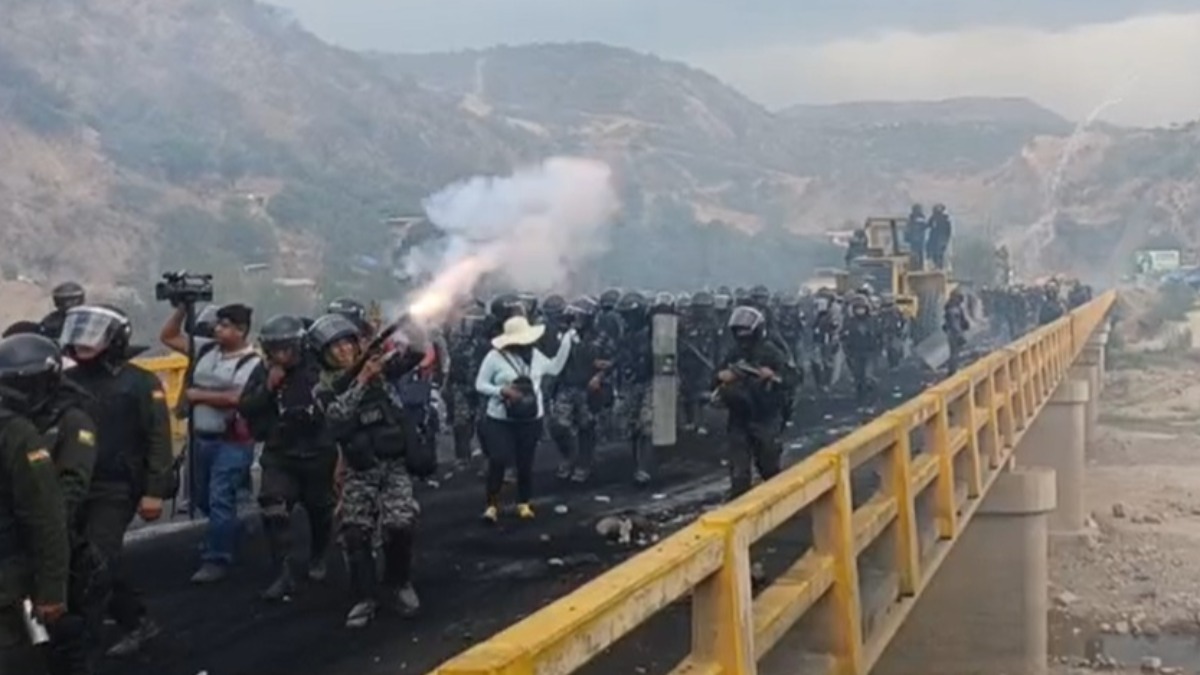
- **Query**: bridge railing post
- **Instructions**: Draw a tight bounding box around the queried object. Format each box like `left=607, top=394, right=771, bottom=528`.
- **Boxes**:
left=928, top=397, right=958, bottom=539
left=810, top=454, right=864, bottom=674
left=692, top=514, right=757, bottom=675
left=881, top=415, right=920, bottom=597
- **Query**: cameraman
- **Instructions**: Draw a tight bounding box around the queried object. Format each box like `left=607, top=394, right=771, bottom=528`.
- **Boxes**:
left=238, top=316, right=335, bottom=601
left=713, top=306, right=795, bottom=499
left=160, top=304, right=259, bottom=584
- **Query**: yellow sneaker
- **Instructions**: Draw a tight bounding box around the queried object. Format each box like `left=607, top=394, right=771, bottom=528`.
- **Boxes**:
left=517, top=503, right=535, bottom=520
left=482, top=505, right=499, bottom=523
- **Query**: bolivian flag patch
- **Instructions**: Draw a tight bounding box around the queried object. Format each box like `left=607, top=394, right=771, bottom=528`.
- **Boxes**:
left=78, top=430, right=95, bottom=446
left=26, top=449, right=51, bottom=464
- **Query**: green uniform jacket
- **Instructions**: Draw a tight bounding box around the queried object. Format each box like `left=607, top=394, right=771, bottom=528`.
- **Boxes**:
left=39, top=406, right=97, bottom=526
left=0, top=410, right=69, bottom=607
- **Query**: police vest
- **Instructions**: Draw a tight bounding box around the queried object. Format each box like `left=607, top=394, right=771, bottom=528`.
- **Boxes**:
left=348, top=384, right=408, bottom=461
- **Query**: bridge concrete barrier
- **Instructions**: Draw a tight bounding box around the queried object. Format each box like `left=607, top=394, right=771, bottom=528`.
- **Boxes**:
left=873, top=467, right=1056, bottom=675
left=1015, top=376, right=1090, bottom=533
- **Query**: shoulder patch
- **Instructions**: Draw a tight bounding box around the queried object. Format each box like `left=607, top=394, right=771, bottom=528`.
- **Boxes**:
left=77, top=429, right=95, bottom=446
left=26, top=448, right=51, bottom=464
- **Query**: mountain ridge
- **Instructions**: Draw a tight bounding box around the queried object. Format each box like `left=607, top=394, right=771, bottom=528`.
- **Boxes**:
left=0, top=0, right=1194, bottom=326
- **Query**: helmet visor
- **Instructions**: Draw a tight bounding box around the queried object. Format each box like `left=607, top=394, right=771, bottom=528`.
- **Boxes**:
left=60, top=307, right=124, bottom=350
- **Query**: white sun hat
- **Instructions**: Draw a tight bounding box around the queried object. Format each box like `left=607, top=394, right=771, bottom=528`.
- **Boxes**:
left=491, top=315, right=546, bottom=350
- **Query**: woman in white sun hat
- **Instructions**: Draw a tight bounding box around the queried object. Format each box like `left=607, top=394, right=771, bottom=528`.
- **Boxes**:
left=474, top=313, right=574, bottom=523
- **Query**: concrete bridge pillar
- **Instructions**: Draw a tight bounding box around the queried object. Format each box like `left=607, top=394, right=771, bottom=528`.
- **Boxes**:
left=1070, top=361, right=1100, bottom=458
left=1015, top=376, right=1089, bottom=533
left=874, top=468, right=1056, bottom=675
left=1085, top=324, right=1109, bottom=388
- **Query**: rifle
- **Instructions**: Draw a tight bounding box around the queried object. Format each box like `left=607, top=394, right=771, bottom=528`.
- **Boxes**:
left=329, top=314, right=409, bottom=394
left=709, top=358, right=782, bottom=407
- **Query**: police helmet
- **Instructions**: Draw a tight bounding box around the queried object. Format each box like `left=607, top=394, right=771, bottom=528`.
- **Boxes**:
left=307, top=313, right=362, bottom=357
left=327, top=297, right=366, bottom=322
left=0, top=333, right=64, bottom=413
left=51, top=281, right=86, bottom=312
left=598, top=288, right=622, bottom=311
left=542, top=294, right=567, bottom=317
left=59, top=305, right=132, bottom=355
left=727, top=306, right=766, bottom=340
left=259, top=315, right=308, bottom=353
left=692, top=291, right=713, bottom=308
left=675, top=293, right=692, bottom=311
left=489, top=291, right=523, bottom=317
left=617, top=291, right=647, bottom=313
left=750, top=285, right=770, bottom=302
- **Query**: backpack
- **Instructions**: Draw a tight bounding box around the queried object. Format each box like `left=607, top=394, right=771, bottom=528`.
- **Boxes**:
left=498, top=352, right=539, bottom=421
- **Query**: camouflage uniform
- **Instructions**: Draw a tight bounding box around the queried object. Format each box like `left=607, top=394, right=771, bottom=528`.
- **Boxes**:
left=622, top=382, right=653, bottom=439
left=444, top=385, right=478, bottom=462
left=549, top=388, right=598, bottom=473
left=339, top=458, right=420, bottom=532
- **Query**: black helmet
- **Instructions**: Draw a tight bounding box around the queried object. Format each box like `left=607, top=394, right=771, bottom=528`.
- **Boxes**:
left=327, top=297, right=371, bottom=333
left=733, top=288, right=752, bottom=306
left=727, top=306, right=766, bottom=340
left=617, top=291, right=646, bottom=313
left=0, top=333, right=64, bottom=413
left=490, top=293, right=520, bottom=319
left=750, top=285, right=770, bottom=302
left=51, top=281, right=86, bottom=312
left=59, top=305, right=132, bottom=356
left=692, top=291, right=714, bottom=308
left=716, top=285, right=732, bottom=296
left=598, top=288, right=622, bottom=311
left=259, top=314, right=308, bottom=353
left=565, top=297, right=598, bottom=329
left=542, top=294, right=567, bottom=317
left=307, top=313, right=361, bottom=359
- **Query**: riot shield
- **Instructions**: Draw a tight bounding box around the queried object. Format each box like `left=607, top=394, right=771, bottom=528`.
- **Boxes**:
left=651, top=312, right=678, bottom=446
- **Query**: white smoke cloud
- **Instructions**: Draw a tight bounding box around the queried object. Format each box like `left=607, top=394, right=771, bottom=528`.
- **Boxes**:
left=401, top=156, right=620, bottom=328
left=694, top=12, right=1200, bottom=128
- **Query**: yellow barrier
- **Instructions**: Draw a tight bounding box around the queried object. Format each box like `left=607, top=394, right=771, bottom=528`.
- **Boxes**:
left=132, top=353, right=190, bottom=441
left=430, top=291, right=1117, bottom=675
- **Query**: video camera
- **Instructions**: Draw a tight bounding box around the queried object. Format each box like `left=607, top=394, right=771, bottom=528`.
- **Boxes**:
left=156, top=271, right=214, bottom=306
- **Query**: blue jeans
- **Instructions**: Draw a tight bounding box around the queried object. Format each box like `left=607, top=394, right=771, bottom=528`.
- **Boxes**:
left=193, top=437, right=254, bottom=565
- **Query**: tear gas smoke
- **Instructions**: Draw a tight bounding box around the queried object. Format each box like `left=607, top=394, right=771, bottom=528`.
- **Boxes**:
left=401, top=157, right=620, bottom=329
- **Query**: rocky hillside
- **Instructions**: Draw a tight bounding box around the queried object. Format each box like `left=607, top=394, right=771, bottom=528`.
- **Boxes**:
left=0, top=0, right=1195, bottom=325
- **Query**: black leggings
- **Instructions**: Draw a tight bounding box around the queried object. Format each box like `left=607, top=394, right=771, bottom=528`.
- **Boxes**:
left=481, top=416, right=543, bottom=504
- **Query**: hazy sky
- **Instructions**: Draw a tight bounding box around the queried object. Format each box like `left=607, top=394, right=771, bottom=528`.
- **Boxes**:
left=269, top=1, right=1200, bottom=127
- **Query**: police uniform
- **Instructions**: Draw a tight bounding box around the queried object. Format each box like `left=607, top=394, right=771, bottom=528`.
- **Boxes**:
left=714, top=307, right=794, bottom=499
left=310, top=313, right=428, bottom=628
left=240, top=314, right=336, bottom=600
left=58, top=306, right=173, bottom=657
left=0, top=410, right=69, bottom=674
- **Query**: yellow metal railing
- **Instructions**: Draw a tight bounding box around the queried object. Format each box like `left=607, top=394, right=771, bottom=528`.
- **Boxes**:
left=429, top=290, right=1116, bottom=675
left=132, top=353, right=189, bottom=441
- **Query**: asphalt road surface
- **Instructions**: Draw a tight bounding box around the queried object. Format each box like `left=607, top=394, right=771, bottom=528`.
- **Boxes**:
left=98, top=357, right=960, bottom=675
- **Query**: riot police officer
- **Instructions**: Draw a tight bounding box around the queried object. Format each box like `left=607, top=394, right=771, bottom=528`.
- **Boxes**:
left=713, top=306, right=793, bottom=499
left=58, top=306, right=173, bottom=657
left=311, top=313, right=430, bottom=628
left=547, top=298, right=613, bottom=483
left=944, top=290, right=971, bottom=375
left=39, top=282, right=87, bottom=342
left=239, top=315, right=336, bottom=601
left=617, top=292, right=654, bottom=485
left=0, top=334, right=98, bottom=675
left=0, top=400, right=68, bottom=675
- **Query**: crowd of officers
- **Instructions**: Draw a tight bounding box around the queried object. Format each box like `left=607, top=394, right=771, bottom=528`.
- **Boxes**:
left=978, top=278, right=1094, bottom=341
left=0, top=272, right=1080, bottom=673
